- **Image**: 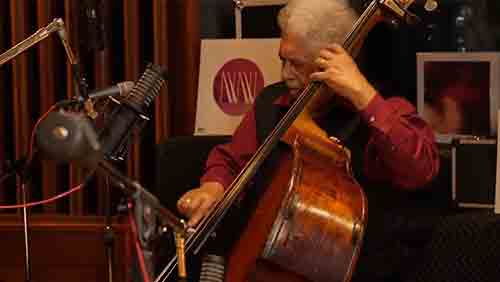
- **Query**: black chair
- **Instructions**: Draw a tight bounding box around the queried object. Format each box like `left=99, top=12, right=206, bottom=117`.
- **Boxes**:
left=154, top=135, right=230, bottom=282
left=155, top=135, right=231, bottom=213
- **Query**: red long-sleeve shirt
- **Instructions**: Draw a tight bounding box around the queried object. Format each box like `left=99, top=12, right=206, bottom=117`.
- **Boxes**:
left=200, top=93, right=439, bottom=190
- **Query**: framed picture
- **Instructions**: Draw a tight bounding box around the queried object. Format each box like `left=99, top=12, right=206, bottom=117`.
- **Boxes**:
left=195, top=39, right=282, bottom=135
left=417, top=52, right=500, bottom=143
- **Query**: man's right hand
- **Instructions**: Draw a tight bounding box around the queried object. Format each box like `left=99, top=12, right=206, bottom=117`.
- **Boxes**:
left=177, top=182, right=225, bottom=227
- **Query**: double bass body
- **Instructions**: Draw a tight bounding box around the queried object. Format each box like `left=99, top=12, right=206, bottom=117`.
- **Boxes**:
left=226, top=135, right=368, bottom=282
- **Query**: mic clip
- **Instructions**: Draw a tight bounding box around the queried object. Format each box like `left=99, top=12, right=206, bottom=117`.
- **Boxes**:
left=84, top=99, right=98, bottom=120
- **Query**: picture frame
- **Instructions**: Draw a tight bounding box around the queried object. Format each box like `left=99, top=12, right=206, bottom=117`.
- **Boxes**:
left=416, top=52, right=500, bottom=143
left=195, top=38, right=282, bottom=135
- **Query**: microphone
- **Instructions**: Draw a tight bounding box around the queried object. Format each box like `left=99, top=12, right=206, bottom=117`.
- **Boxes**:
left=36, top=63, right=167, bottom=164
left=36, top=110, right=102, bottom=165
left=35, top=63, right=187, bottom=245
left=88, top=81, right=135, bottom=99
left=98, top=63, right=168, bottom=160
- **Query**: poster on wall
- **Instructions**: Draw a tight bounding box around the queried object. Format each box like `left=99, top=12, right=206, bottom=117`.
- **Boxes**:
left=416, top=52, right=500, bottom=144
left=195, top=38, right=281, bottom=136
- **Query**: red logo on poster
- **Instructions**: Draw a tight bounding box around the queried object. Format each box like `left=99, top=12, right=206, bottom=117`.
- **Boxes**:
left=213, top=58, right=265, bottom=116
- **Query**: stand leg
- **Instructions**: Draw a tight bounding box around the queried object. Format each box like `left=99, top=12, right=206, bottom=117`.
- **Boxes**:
left=21, top=182, right=32, bottom=282
left=104, top=176, right=115, bottom=282
left=104, top=225, right=115, bottom=282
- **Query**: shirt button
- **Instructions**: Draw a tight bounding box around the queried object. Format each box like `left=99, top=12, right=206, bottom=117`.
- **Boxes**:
left=369, top=116, right=376, bottom=123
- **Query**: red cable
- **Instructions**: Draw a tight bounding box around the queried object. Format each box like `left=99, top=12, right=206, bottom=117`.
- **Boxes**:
left=27, top=104, right=58, bottom=164
left=128, top=203, right=152, bottom=282
left=0, top=184, right=83, bottom=209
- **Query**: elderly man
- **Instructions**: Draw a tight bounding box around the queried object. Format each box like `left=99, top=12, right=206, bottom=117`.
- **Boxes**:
left=177, top=0, right=439, bottom=280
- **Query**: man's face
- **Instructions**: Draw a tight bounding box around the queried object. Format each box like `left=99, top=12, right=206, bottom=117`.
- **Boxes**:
left=279, top=32, right=317, bottom=97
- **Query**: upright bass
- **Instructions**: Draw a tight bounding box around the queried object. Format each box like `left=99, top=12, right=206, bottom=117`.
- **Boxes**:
left=154, top=1, right=435, bottom=281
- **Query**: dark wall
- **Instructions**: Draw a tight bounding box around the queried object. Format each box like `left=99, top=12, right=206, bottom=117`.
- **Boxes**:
left=421, top=0, right=497, bottom=51
left=200, top=0, right=235, bottom=38
left=486, top=0, right=500, bottom=47
left=198, top=0, right=500, bottom=105
left=200, top=0, right=235, bottom=39
left=200, top=0, right=282, bottom=38
left=199, top=0, right=500, bottom=48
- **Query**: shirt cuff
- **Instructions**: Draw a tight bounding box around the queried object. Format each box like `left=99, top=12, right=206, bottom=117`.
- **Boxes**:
left=359, top=93, right=396, bottom=134
left=200, top=170, right=233, bottom=190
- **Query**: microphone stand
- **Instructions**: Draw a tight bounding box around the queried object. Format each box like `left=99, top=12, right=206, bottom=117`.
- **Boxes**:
left=103, top=175, right=115, bottom=282
left=96, top=160, right=186, bottom=234
left=2, top=156, right=34, bottom=282
left=0, top=19, right=87, bottom=282
left=101, top=104, right=119, bottom=282
left=101, top=150, right=130, bottom=282
left=94, top=159, right=189, bottom=280
left=20, top=172, right=32, bottom=282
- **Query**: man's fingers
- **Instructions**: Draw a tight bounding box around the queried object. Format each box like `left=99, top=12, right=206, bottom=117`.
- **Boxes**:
left=177, top=183, right=225, bottom=227
left=318, top=49, right=335, bottom=60
left=187, top=200, right=213, bottom=227
left=177, top=194, right=201, bottom=216
left=176, top=194, right=190, bottom=211
left=310, top=71, right=330, bottom=82
left=315, top=57, right=330, bottom=69
left=326, top=43, right=344, bottom=53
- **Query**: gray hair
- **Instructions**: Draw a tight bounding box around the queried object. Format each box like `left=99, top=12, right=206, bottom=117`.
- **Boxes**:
left=277, top=0, right=359, bottom=48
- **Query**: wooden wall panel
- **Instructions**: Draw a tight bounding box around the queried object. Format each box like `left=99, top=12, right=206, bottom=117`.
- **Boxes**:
left=184, top=0, right=201, bottom=136
left=0, top=215, right=131, bottom=282
left=0, top=0, right=201, bottom=279
left=92, top=0, right=112, bottom=216
left=9, top=0, right=33, bottom=205
left=0, top=1, right=9, bottom=201
left=171, top=0, right=200, bottom=136
left=123, top=0, right=143, bottom=181
left=36, top=0, right=58, bottom=213
left=153, top=0, right=171, bottom=144
left=64, top=0, right=86, bottom=215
